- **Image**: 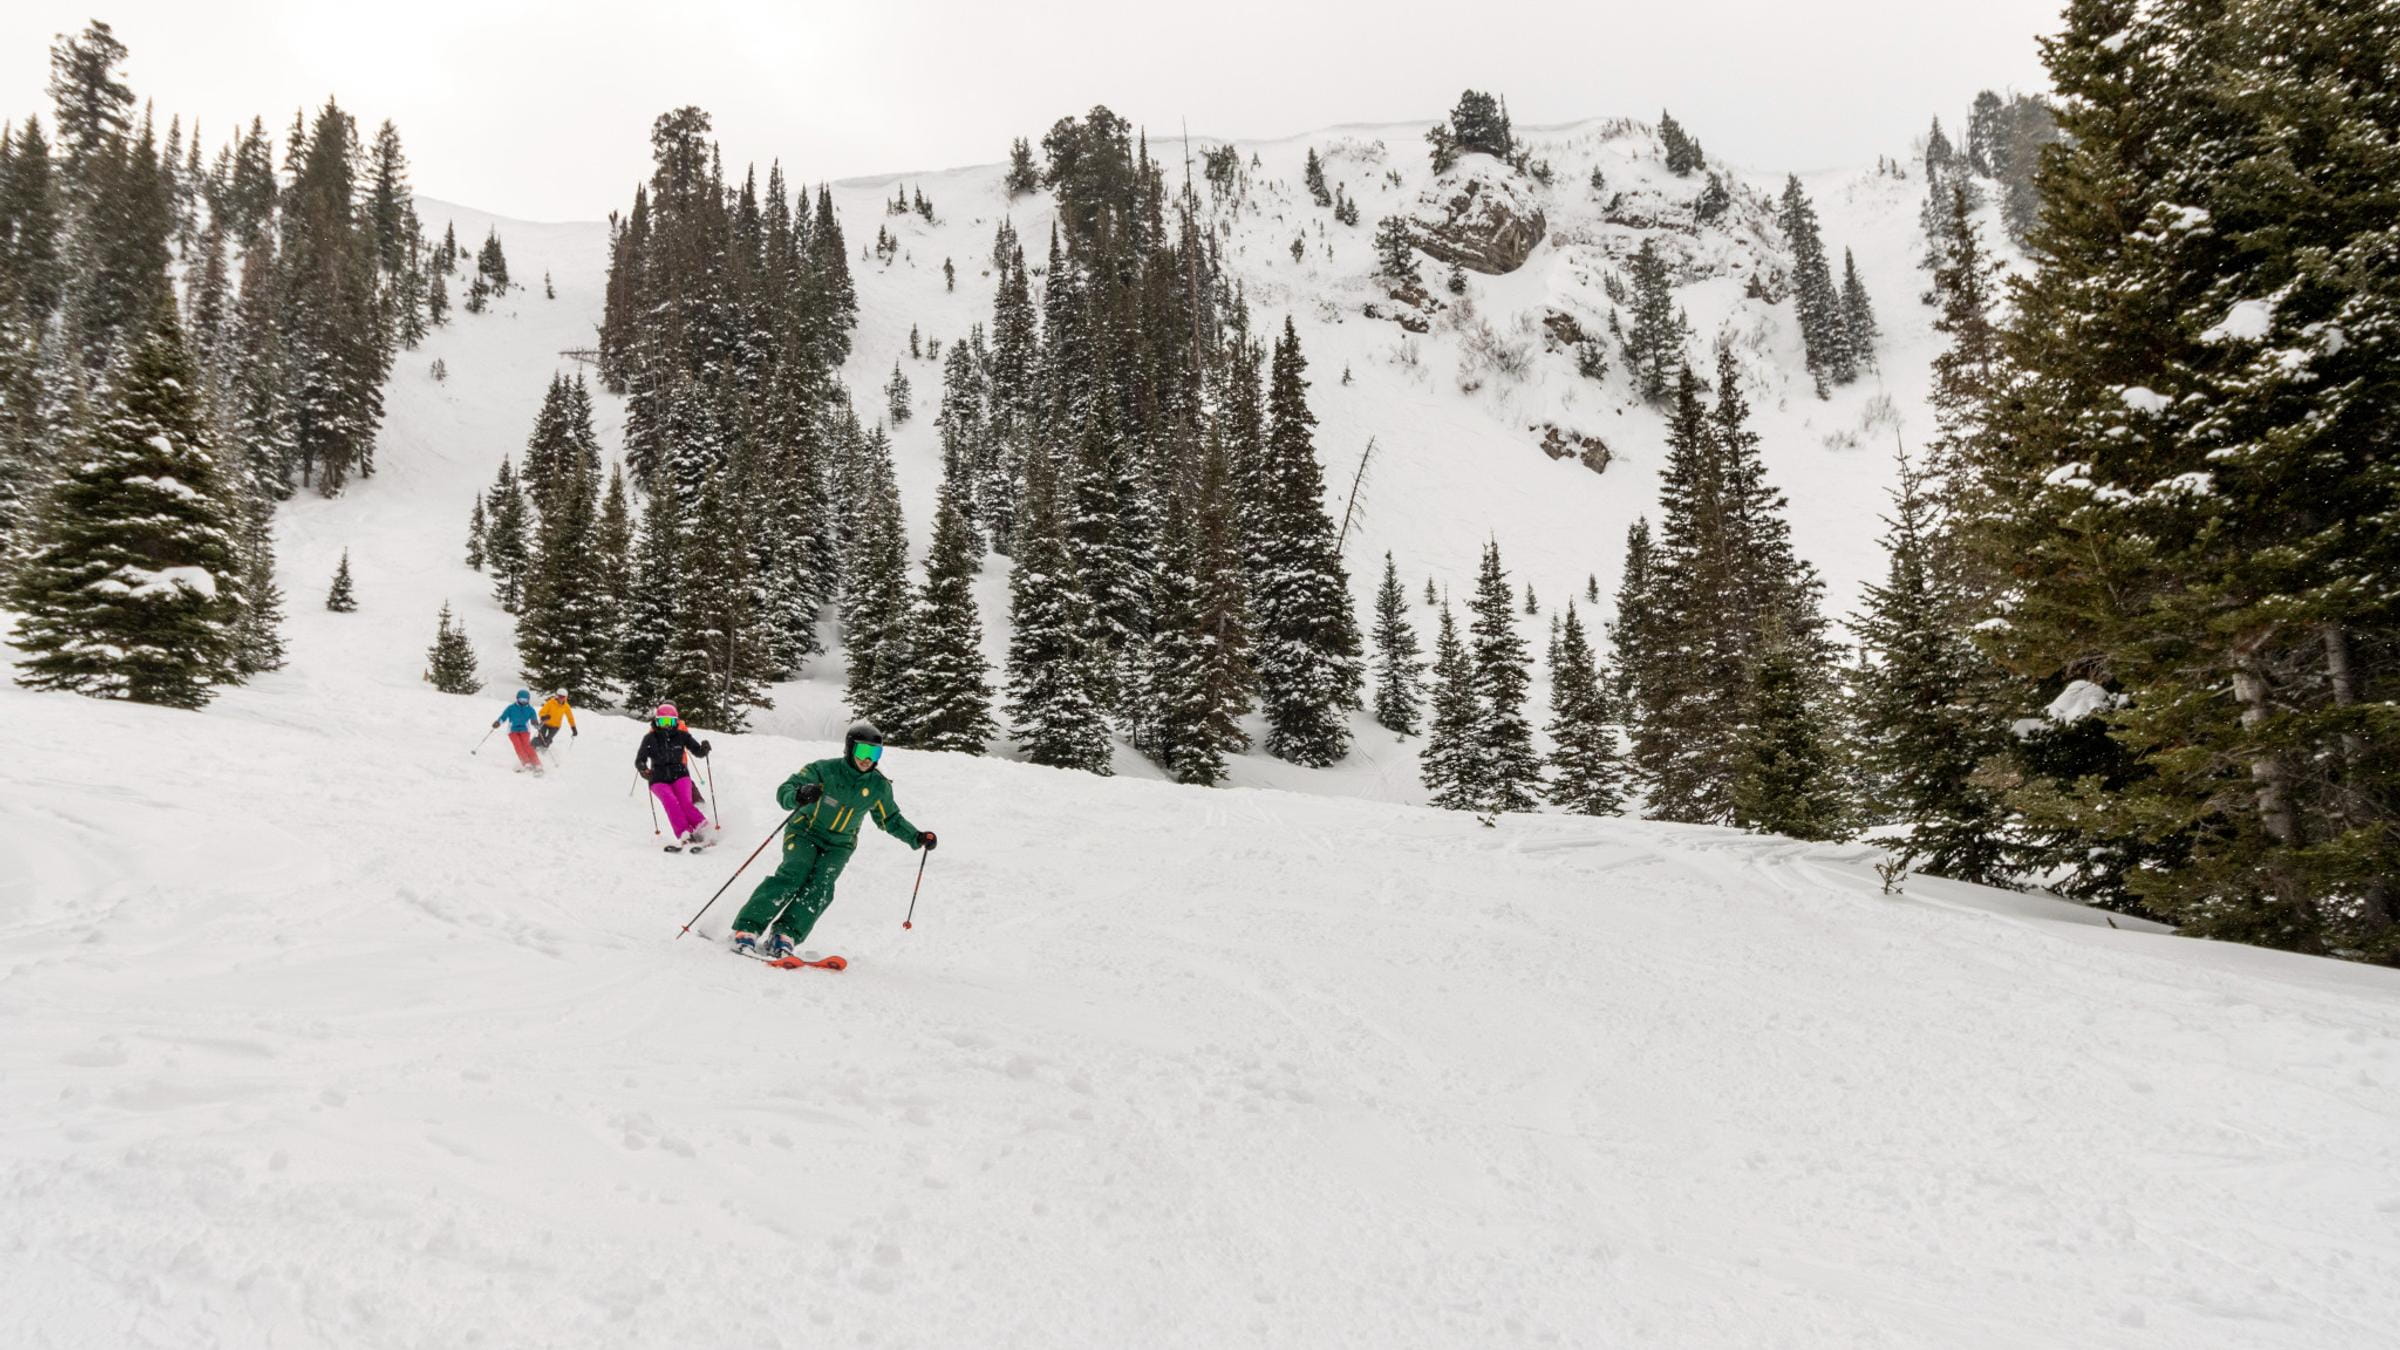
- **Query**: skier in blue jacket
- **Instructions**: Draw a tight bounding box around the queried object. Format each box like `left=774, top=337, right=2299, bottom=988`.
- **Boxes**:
left=492, top=689, right=543, bottom=772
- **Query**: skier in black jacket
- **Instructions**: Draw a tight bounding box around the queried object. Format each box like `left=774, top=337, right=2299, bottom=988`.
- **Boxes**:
left=636, top=702, right=712, bottom=848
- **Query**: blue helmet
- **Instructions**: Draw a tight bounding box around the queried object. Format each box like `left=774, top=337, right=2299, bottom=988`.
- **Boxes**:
left=515, top=689, right=531, bottom=703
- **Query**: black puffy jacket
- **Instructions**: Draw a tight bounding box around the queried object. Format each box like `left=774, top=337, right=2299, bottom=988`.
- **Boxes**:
left=636, top=725, right=710, bottom=785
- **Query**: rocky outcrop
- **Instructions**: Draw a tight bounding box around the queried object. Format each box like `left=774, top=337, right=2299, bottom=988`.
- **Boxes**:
left=1534, top=423, right=1612, bottom=474
left=1411, top=170, right=1546, bottom=276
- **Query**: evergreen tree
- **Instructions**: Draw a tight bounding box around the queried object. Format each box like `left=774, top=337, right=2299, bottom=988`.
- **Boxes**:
left=1610, top=518, right=1659, bottom=711
left=1623, top=240, right=1689, bottom=402
left=1445, top=90, right=1514, bottom=159
left=1779, top=175, right=1852, bottom=391
left=841, top=424, right=913, bottom=733
left=1006, top=444, right=1111, bottom=772
left=885, top=361, right=912, bottom=424
left=1419, top=607, right=1481, bottom=811
left=1659, top=110, right=1705, bottom=176
left=9, top=307, right=242, bottom=707
left=1546, top=603, right=1625, bottom=815
left=904, top=487, right=997, bottom=754
left=1960, top=0, right=2400, bottom=955
left=1839, top=248, right=1878, bottom=370
left=1372, top=217, right=1420, bottom=287
left=278, top=100, right=390, bottom=494
left=1467, top=539, right=1540, bottom=813
left=935, top=337, right=988, bottom=550
left=515, top=416, right=613, bottom=704
left=1005, top=137, right=1040, bottom=196
left=1370, top=551, right=1423, bottom=735
left=465, top=495, right=487, bottom=569
left=227, top=498, right=286, bottom=678
left=1853, top=445, right=2014, bottom=882
left=1252, top=318, right=1362, bottom=767
left=1730, top=617, right=1843, bottom=840
left=617, top=482, right=682, bottom=713
left=424, top=600, right=482, bottom=695
left=1303, top=147, right=1332, bottom=208
left=592, top=464, right=634, bottom=679
left=661, top=475, right=773, bottom=732
left=324, top=549, right=358, bottom=612
left=476, top=227, right=509, bottom=291
left=1136, top=486, right=1229, bottom=785
left=482, top=458, right=531, bottom=613
left=366, top=120, right=411, bottom=273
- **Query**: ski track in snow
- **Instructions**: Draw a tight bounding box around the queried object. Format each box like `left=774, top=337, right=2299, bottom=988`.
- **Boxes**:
left=5, top=127, right=2400, bottom=1348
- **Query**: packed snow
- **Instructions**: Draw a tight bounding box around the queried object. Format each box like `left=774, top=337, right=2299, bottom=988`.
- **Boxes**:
left=8, top=121, right=2400, bottom=1349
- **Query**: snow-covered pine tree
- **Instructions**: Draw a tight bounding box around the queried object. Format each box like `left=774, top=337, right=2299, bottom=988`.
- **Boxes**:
left=1623, top=240, right=1689, bottom=403
left=1522, top=582, right=1537, bottom=616
left=841, top=423, right=914, bottom=735
left=1005, top=137, right=1039, bottom=196
left=482, top=458, right=531, bottom=614
left=592, top=464, right=634, bottom=683
left=1467, top=539, right=1540, bottom=813
left=1373, top=217, right=1421, bottom=288
left=9, top=306, right=243, bottom=707
left=1304, top=147, right=1332, bottom=208
left=1730, top=615, right=1844, bottom=840
left=935, top=338, right=988, bottom=551
left=476, top=227, right=509, bottom=291
left=515, top=424, right=613, bottom=705
left=1852, top=444, right=2013, bottom=882
left=1005, top=443, right=1111, bottom=773
left=1960, top=0, right=2400, bottom=955
left=1840, top=248, right=1878, bottom=370
left=1609, top=518, right=1658, bottom=711
left=1135, top=486, right=1228, bottom=785
left=227, top=497, right=287, bottom=677
left=1419, top=607, right=1482, bottom=811
left=1778, top=175, right=1852, bottom=392
left=1370, top=551, right=1424, bottom=736
left=905, top=485, right=997, bottom=754
left=1658, top=110, right=1704, bottom=176
left=617, top=480, right=682, bottom=713
left=278, top=100, right=390, bottom=494
left=1546, top=603, right=1625, bottom=815
left=465, top=495, right=487, bottom=570
left=886, top=360, right=911, bottom=425
left=1252, top=318, right=1362, bottom=767
left=660, top=474, right=773, bottom=733
left=324, top=549, right=358, bottom=612
left=424, top=601, right=481, bottom=695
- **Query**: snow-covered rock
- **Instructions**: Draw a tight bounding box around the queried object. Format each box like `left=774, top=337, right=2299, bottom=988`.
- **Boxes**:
left=1410, top=160, right=1548, bottom=275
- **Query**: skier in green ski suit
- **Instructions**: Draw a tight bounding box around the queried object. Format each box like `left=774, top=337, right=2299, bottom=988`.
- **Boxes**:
left=730, top=721, right=935, bottom=957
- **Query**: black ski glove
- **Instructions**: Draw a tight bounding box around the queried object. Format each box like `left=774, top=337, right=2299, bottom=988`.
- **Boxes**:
left=918, top=831, right=938, bottom=851
left=793, top=783, right=824, bottom=806
left=700, top=739, right=713, bottom=754
left=570, top=726, right=579, bottom=738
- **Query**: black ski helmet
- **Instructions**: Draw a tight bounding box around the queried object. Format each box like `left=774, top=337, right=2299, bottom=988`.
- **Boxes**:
left=844, top=720, right=885, bottom=762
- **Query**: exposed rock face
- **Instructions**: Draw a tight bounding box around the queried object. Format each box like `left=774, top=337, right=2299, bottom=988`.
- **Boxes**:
left=1534, top=423, right=1612, bottom=474
left=1411, top=169, right=1546, bottom=276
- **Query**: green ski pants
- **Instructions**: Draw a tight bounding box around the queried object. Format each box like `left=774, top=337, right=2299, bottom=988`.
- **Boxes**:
left=730, top=836, right=852, bottom=943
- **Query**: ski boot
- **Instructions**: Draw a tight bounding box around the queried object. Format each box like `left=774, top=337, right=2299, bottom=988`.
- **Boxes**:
left=730, top=931, right=759, bottom=955
left=764, top=932, right=796, bottom=960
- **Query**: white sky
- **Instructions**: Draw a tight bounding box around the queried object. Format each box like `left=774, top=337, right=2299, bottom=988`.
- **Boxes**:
left=1, top=2, right=2065, bottom=221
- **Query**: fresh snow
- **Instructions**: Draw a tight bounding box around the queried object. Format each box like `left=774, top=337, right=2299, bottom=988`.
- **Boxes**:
left=2202, top=296, right=2277, bottom=344
left=2045, top=679, right=2119, bottom=725
left=8, top=121, right=2400, bottom=1350
left=87, top=563, right=220, bottom=600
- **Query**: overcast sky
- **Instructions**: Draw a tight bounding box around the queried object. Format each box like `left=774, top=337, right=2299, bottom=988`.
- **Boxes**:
left=1, top=2, right=2065, bottom=221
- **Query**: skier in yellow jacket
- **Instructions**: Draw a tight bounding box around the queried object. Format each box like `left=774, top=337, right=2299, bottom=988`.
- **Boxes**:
left=533, top=692, right=577, bottom=752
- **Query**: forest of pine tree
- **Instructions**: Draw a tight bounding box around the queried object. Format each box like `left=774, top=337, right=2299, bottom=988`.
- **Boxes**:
left=3, top=23, right=420, bottom=707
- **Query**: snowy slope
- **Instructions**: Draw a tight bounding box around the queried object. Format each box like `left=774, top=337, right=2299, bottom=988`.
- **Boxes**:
left=5, top=667, right=2400, bottom=1348
left=13, top=119, right=2399, bottom=1350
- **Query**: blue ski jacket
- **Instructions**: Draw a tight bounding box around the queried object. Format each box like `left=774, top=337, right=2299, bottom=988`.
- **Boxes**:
left=495, top=701, right=539, bottom=733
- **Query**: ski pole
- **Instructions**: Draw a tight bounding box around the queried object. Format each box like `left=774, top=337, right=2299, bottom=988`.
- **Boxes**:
left=472, top=727, right=496, bottom=755
left=640, top=773, right=660, bottom=835
left=902, top=850, right=929, bottom=930
left=676, top=809, right=801, bottom=940
left=704, top=752, right=722, bottom=834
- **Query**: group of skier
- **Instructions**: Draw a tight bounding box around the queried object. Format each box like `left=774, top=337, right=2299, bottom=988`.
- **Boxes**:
left=482, top=692, right=934, bottom=959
